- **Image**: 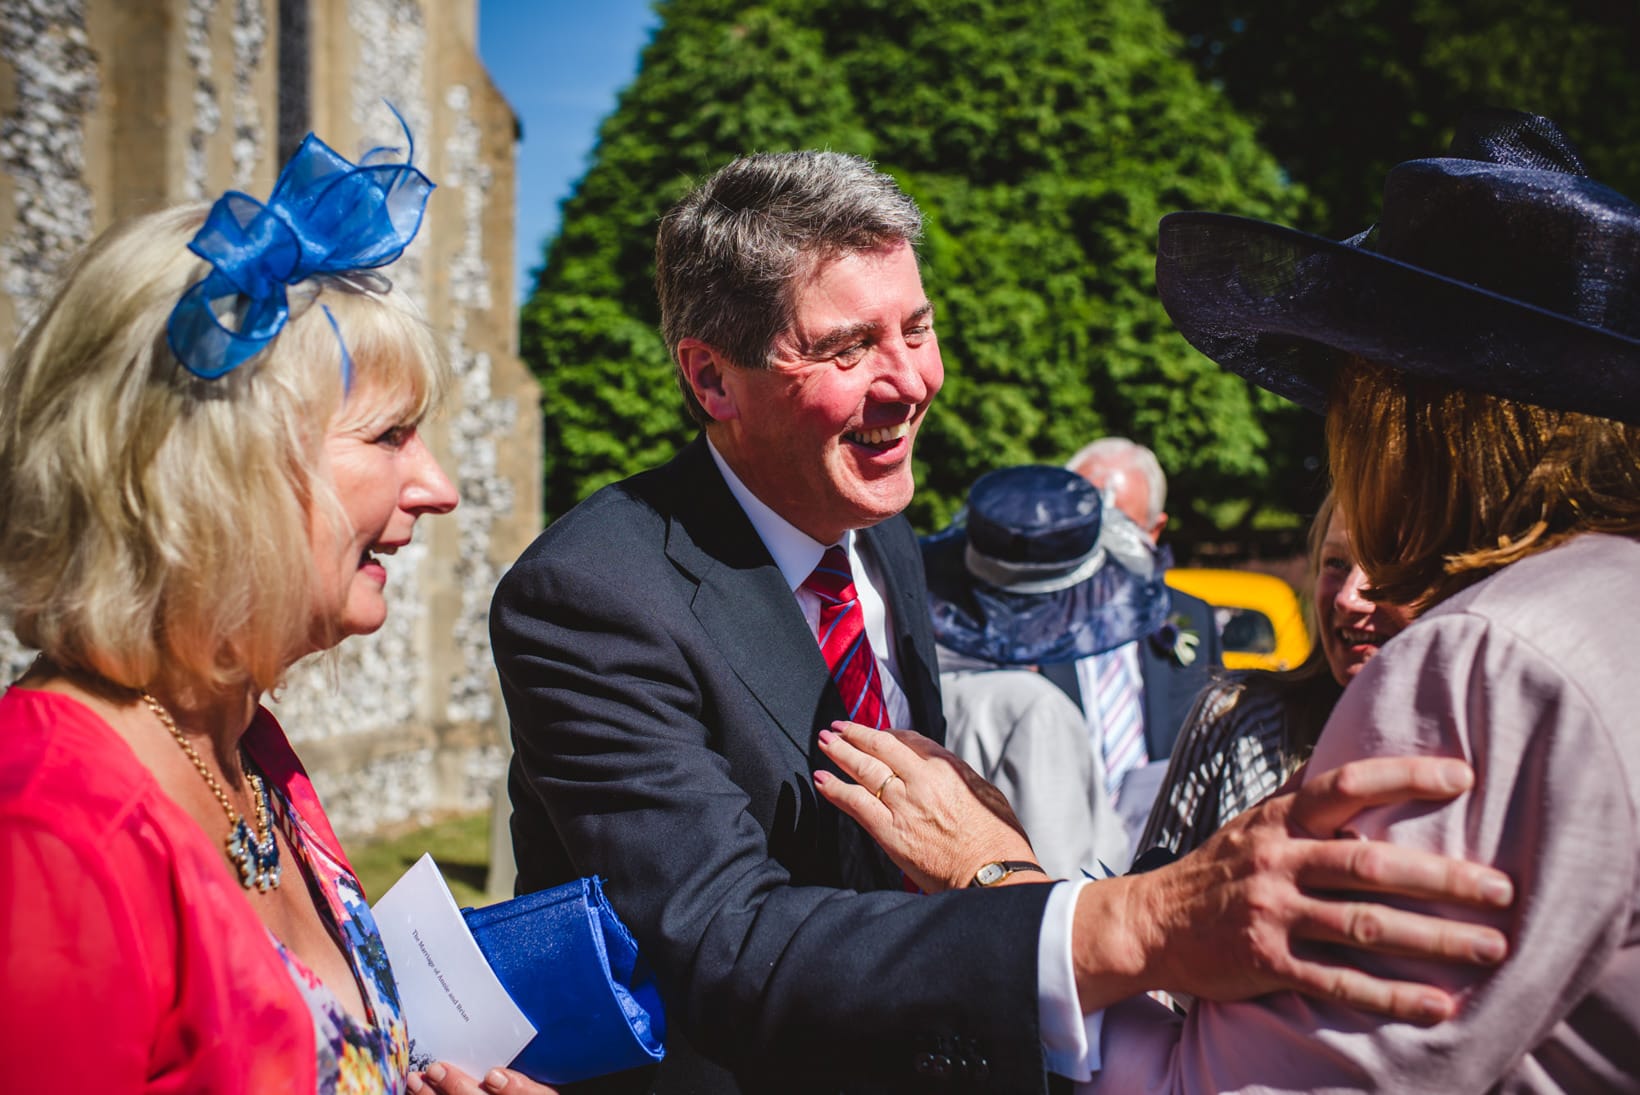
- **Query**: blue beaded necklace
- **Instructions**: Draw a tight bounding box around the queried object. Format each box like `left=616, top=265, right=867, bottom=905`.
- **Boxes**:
left=142, top=692, right=281, bottom=891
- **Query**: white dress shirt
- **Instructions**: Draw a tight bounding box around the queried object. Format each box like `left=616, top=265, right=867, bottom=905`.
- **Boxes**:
left=708, top=442, right=912, bottom=729
left=706, top=440, right=1104, bottom=1078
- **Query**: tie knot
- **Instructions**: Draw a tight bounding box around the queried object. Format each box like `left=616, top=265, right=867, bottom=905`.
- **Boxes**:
left=803, top=545, right=857, bottom=604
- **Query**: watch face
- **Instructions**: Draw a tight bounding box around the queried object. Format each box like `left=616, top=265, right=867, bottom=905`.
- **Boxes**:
left=976, top=862, right=1006, bottom=886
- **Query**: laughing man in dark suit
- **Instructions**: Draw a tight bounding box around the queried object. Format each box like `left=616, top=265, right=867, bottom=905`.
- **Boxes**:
left=491, top=152, right=1515, bottom=1095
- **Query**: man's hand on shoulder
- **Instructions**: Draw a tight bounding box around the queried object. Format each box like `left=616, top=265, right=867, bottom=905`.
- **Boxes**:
left=1070, top=755, right=1514, bottom=1024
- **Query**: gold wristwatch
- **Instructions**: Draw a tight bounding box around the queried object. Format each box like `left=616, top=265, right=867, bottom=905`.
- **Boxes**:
left=969, top=860, right=1047, bottom=887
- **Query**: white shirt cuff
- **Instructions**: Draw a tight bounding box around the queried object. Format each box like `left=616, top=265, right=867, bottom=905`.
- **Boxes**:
left=1038, top=878, right=1104, bottom=1080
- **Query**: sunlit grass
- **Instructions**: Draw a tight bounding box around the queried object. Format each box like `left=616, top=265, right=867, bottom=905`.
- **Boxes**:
left=348, top=810, right=493, bottom=908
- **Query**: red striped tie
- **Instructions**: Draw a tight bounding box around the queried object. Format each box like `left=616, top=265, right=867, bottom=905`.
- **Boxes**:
left=803, top=545, right=889, bottom=730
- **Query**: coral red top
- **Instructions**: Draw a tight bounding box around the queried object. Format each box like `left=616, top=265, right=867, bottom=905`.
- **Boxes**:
left=0, top=686, right=357, bottom=1093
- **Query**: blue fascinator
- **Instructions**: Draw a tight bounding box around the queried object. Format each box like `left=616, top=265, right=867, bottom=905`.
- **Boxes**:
left=922, top=465, right=1172, bottom=666
left=167, top=118, right=435, bottom=379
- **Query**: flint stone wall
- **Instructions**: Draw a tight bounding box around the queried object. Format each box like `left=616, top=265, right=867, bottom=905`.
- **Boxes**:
left=0, top=0, right=539, bottom=885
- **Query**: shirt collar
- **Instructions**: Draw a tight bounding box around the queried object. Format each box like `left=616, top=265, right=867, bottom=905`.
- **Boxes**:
left=707, top=438, right=850, bottom=591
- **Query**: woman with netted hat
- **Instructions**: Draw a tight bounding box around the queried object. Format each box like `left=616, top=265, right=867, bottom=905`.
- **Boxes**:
left=922, top=462, right=1178, bottom=876
left=0, top=130, right=553, bottom=1095
left=817, top=109, right=1640, bottom=1089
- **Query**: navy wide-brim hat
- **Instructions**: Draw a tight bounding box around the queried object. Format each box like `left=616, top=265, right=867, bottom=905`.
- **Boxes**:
left=923, top=465, right=1171, bottom=666
left=1155, top=109, right=1640, bottom=423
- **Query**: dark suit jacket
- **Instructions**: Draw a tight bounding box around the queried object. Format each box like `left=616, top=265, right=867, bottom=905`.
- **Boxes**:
left=492, top=438, right=1058, bottom=1095
left=1041, top=587, right=1222, bottom=762
left=1138, top=588, right=1220, bottom=760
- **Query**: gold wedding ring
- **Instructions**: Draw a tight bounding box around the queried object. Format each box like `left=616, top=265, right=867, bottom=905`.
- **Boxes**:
left=873, top=772, right=900, bottom=800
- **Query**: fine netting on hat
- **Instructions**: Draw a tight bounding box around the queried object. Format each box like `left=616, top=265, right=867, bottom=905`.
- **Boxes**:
left=921, top=465, right=1171, bottom=665
left=1155, top=109, right=1640, bottom=424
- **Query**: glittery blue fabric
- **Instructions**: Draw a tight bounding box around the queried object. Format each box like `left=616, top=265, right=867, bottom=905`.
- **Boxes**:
left=167, top=112, right=434, bottom=379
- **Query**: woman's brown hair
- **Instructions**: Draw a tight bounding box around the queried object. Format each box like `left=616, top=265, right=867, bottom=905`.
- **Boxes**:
left=1327, top=355, right=1640, bottom=612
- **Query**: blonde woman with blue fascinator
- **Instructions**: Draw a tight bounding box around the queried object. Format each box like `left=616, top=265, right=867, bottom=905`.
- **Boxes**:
left=0, top=129, right=556, bottom=1095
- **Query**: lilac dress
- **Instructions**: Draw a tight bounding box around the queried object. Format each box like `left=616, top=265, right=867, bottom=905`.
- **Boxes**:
left=1090, top=533, right=1640, bottom=1093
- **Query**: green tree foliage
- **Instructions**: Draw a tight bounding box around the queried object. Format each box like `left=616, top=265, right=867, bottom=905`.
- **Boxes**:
left=524, top=0, right=1317, bottom=538
left=1160, top=0, right=1640, bottom=236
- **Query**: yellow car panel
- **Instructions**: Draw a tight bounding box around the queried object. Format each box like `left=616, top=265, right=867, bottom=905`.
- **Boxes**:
left=1164, top=567, right=1312, bottom=672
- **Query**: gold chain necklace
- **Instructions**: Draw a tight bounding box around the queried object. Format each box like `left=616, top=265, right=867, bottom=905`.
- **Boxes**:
left=140, top=692, right=282, bottom=891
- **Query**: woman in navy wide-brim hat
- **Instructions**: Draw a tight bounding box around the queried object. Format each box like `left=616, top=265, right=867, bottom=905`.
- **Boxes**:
left=826, top=108, right=1640, bottom=1090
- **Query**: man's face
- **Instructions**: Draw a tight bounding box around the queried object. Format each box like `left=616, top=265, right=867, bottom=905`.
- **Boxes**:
left=709, top=241, right=944, bottom=545
left=1075, top=459, right=1163, bottom=544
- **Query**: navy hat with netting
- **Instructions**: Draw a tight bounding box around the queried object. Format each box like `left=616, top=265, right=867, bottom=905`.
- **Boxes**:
left=922, top=465, right=1170, bottom=666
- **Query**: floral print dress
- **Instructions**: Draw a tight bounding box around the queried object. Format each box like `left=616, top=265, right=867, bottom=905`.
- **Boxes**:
left=267, top=781, right=411, bottom=1095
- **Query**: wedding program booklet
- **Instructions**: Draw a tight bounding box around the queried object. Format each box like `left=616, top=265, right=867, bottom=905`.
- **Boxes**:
left=372, top=854, right=538, bottom=1075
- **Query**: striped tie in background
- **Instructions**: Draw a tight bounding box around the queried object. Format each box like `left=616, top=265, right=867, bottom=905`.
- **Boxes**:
left=1093, top=645, right=1146, bottom=802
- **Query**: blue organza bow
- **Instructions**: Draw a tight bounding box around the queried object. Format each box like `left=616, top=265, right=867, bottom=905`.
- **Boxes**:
left=167, top=125, right=434, bottom=379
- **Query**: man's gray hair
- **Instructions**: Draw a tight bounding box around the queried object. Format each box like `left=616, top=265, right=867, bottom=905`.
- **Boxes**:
left=1066, top=436, right=1168, bottom=524
left=656, top=150, right=924, bottom=427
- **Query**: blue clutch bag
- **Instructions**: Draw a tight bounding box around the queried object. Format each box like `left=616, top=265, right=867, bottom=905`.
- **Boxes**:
left=461, top=876, right=666, bottom=1084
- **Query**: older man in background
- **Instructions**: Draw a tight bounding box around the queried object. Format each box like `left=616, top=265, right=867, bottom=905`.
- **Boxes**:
left=1053, top=437, right=1219, bottom=843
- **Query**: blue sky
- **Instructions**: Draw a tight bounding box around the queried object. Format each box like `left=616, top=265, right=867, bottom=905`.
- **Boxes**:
left=478, top=0, right=660, bottom=301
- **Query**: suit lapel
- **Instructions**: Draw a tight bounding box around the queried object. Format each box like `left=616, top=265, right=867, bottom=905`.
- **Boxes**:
left=1040, top=660, right=1083, bottom=711
left=663, top=440, right=845, bottom=756
left=1137, top=638, right=1173, bottom=759
left=661, top=441, right=898, bottom=892
left=859, top=518, right=946, bottom=745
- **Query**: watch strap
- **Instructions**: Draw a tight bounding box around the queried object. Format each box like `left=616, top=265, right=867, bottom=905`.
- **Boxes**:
left=969, top=860, right=1047, bottom=888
